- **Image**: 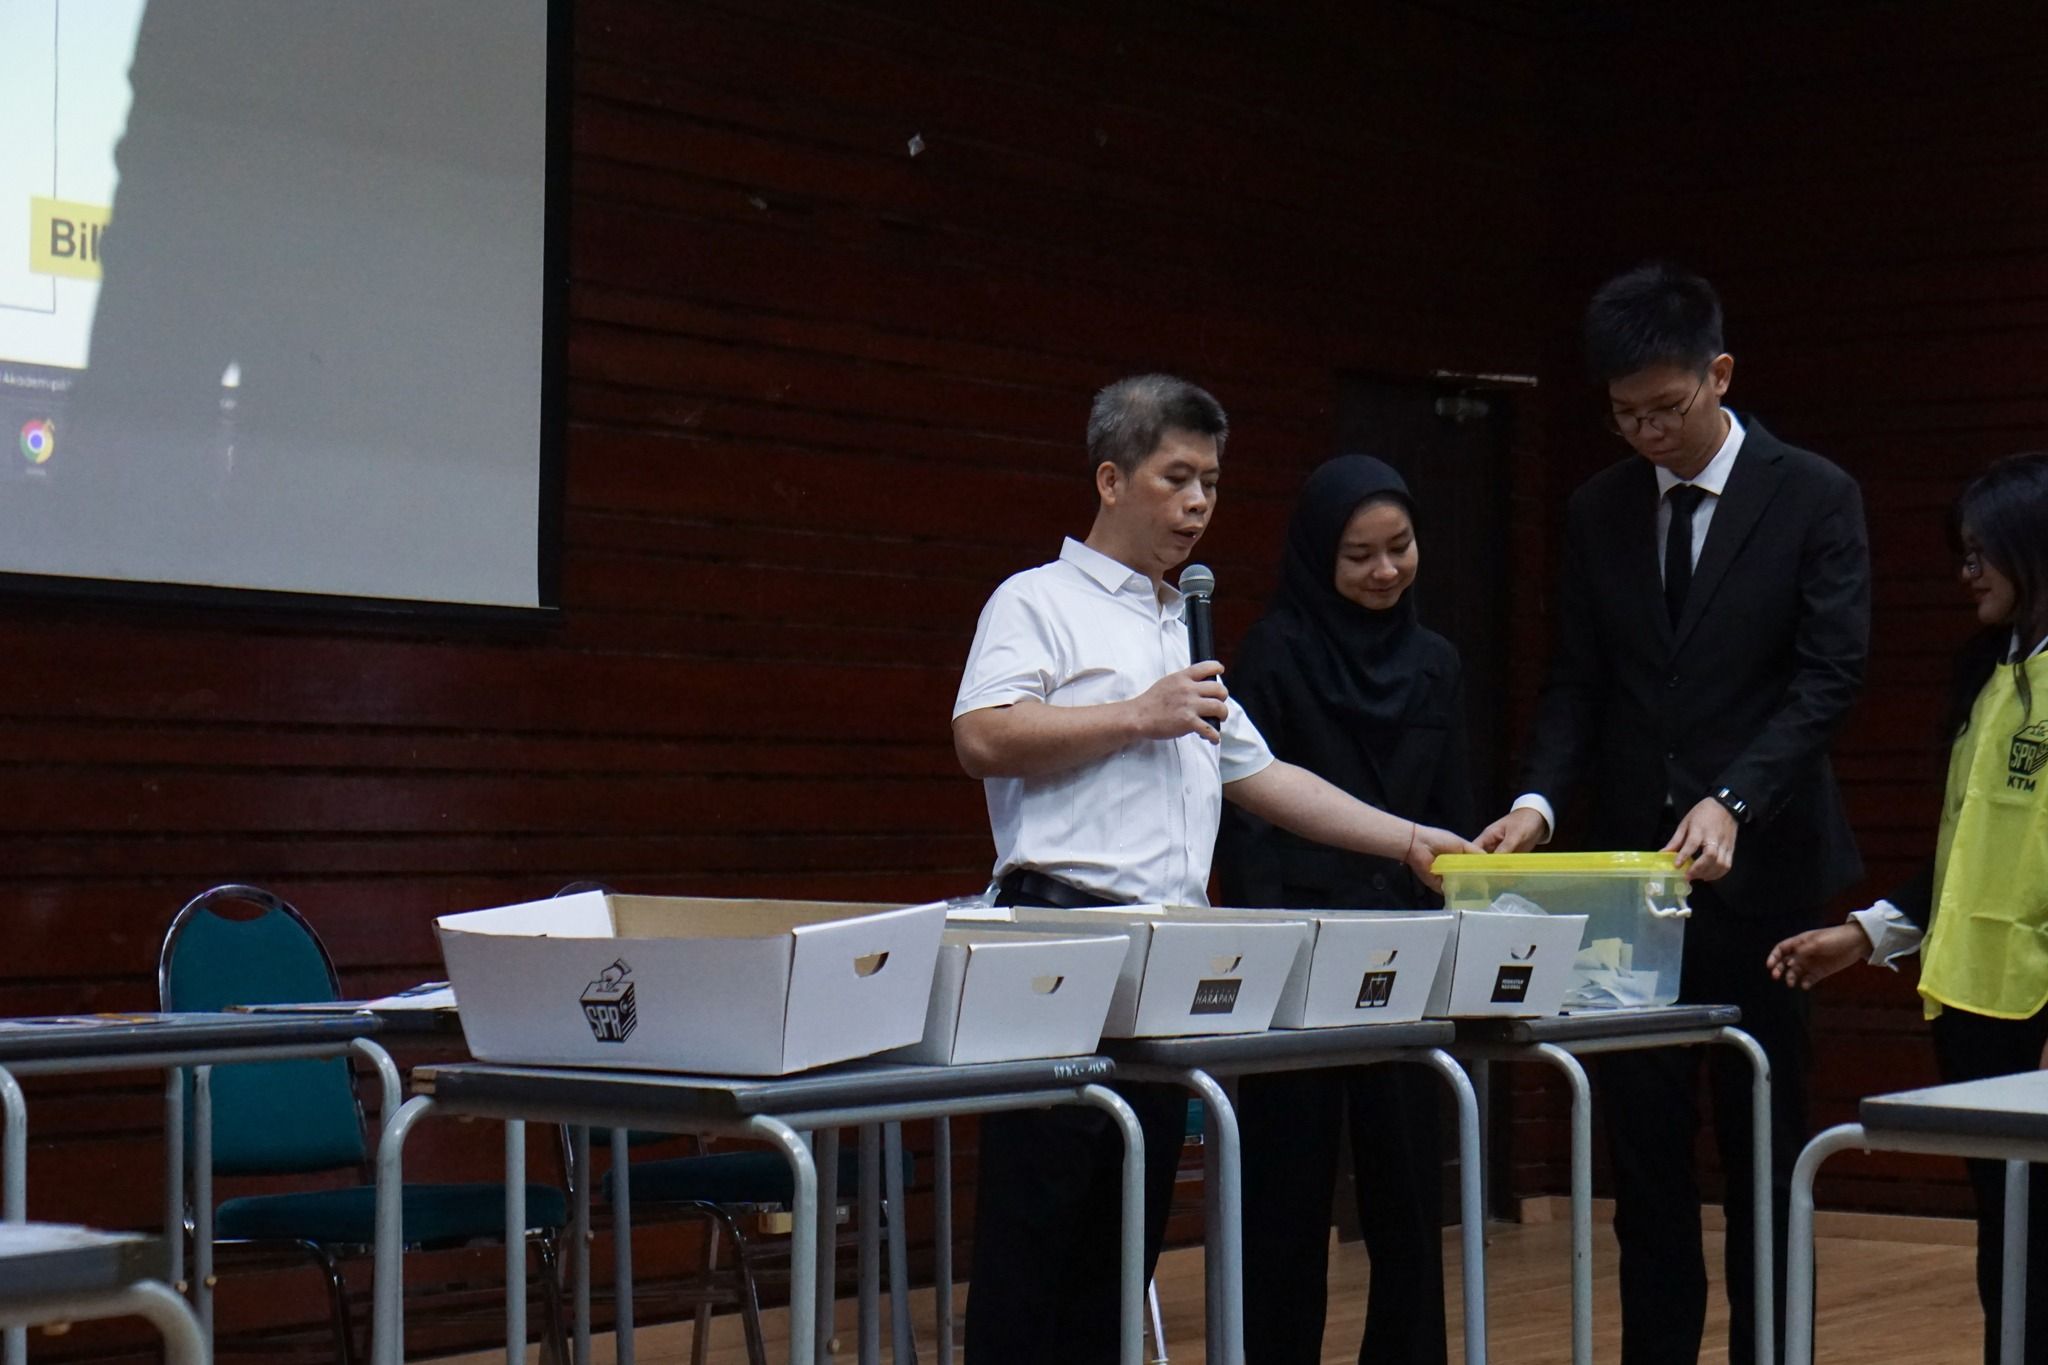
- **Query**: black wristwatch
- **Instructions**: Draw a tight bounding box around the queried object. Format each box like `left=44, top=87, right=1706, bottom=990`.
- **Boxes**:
left=1712, top=787, right=1753, bottom=825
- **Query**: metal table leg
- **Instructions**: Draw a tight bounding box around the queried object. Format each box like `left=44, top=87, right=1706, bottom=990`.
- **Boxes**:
left=162, top=1069, right=184, bottom=1301
left=1707, top=1027, right=1776, bottom=1365
left=1079, top=1085, right=1146, bottom=1365
left=123, top=1281, right=210, bottom=1365
left=858, top=1125, right=881, bottom=1365
left=611, top=1128, right=636, bottom=1365
left=1422, top=1049, right=1488, bottom=1365
left=506, top=1120, right=527, bottom=1365
left=0, top=1065, right=24, bottom=1365
left=933, top=1118, right=954, bottom=1365
left=373, top=1092, right=439, bottom=1365
left=816, top=1128, right=839, bottom=1365
left=1524, top=1045, right=1593, bottom=1365
left=1181, top=1071, right=1241, bottom=1365
left=192, top=1065, right=214, bottom=1351
left=0, top=1281, right=210, bottom=1365
left=1784, top=1122, right=1862, bottom=1365
left=2005, top=1160, right=2028, bottom=1365
left=752, top=1117, right=821, bottom=1365
left=569, top=1126, right=591, bottom=1365
left=884, top=1122, right=916, bottom=1365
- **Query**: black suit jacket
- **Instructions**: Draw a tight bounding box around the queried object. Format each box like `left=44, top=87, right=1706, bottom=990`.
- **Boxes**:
left=1522, top=418, right=1871, bottom=920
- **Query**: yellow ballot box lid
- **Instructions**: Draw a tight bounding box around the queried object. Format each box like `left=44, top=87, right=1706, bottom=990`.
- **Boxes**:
left=1430, top=851, right=1681, bottom=876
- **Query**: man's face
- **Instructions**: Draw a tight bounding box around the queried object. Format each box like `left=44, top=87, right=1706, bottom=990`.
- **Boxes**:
left=1608, top=355, right=1733, bottom=475
left=1097, top=429, right=1221, bottom=580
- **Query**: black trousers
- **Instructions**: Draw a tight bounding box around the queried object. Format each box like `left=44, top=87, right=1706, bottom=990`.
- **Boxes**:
left=964, top=878, right=1190, bottom=1365
left=1930, top=1003, right=2048, bottom=1365
left=1239, top=1063, right=1447, bottom=1365
left=1598, top=882, right=1812, bottom=1365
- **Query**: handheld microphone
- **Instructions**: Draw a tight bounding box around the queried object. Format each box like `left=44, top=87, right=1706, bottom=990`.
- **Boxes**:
left=1179, top=563, right=1216, bottom=665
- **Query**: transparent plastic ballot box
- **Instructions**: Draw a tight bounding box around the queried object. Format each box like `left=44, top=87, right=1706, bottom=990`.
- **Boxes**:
left=1430, top=852, right=1691, bottom=1010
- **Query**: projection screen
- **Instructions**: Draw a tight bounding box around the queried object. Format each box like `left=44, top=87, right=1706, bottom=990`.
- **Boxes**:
left=0, top=1, right=562, bottom=611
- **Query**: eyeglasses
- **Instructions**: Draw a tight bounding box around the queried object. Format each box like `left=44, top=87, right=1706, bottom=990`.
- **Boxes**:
left=1962, top=551, right=1985, bottom=579
left=1607, top=376, right=1706, bottom=438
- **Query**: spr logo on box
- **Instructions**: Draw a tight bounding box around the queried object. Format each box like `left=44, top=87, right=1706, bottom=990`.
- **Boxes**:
left=581, top=959, right=638, bottom=1043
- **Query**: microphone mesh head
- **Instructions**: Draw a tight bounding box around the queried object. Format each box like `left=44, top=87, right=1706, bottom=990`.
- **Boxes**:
left=1178, top=563, right=1216, bottom=598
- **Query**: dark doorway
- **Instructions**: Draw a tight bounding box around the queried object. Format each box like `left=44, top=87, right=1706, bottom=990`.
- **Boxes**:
left=1334, top=372, right=1519, bottom=816
left=1332, top=371, right=1524, bottom=1230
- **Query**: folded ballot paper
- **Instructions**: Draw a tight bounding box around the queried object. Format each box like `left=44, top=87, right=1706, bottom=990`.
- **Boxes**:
left=1568, top=938, right=1661, bottom=1010
left=1487, top=892, right=1663, bottom=1009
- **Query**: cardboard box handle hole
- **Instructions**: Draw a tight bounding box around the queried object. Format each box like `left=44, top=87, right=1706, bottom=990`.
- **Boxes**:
left=852, top=951, right=890, bottom=977
left=1030, top=974, right=1064, bottom=995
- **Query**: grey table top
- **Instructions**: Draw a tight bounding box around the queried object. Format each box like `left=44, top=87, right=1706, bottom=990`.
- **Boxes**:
left=228, top=1002, right=465, bottom=1037
left=1861, top=1070, right=2048, bottom=1144
left=0, top=1225, right=167, bottom=1303
left=1454, top=1004, right=1742, bottom=1046
left=1100, top=1021, right=1453, bottom=1072
left=0, top=1011, right=380, bottom=1065
left=413, top=1055, right=1118, bottom=1126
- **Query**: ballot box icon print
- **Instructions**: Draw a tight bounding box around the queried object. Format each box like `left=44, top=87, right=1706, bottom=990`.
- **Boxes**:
left=581, top=959, right=638, bottom=1043
left=1356, top=948, right=1399, bottom=1009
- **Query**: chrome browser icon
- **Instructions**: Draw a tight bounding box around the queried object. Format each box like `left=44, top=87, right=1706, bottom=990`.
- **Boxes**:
left=19, top=419, right=54, bottom=465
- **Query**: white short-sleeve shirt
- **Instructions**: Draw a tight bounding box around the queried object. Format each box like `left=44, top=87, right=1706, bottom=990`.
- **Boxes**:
left=954, top=538, right=1275, bottom=907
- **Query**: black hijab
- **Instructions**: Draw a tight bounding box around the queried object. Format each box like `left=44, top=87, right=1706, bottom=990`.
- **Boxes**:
left=1264, top=455, right=1441, bottom=742
left=1219, top=455, right=1467, bottom=905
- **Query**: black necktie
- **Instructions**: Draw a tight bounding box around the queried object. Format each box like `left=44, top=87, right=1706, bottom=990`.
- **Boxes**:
left=1664, top=484, right=1707, bottom=625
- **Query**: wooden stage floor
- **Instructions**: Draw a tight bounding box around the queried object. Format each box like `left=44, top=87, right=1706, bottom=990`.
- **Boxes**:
left=438, top=1217, right=1983, bottom=1364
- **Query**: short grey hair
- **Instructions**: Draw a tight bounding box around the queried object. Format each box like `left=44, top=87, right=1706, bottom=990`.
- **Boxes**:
left=1086, top=374, right=1228, bottom=476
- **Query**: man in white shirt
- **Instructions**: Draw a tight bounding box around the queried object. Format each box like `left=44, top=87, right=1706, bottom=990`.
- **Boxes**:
left=954, top=373, right=1474, bottom=1365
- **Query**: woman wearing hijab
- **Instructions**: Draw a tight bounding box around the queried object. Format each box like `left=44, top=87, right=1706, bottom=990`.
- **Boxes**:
left=1217, top=455, right=1473, bottom=1365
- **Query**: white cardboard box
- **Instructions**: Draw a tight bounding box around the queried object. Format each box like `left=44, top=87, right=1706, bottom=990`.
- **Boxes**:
left=1423, top=909, right=1588, bottom=1018
left=436, top=892, right=948, bottom=1075
left=1003, top=907, right=1309, bottom=1037
left=1259, top=910, right=1455, bottom=1028
left=885, top=928, right=1130, bottom=1065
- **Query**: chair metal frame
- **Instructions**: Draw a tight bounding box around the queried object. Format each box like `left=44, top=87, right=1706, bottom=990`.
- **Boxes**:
left=161, top=883, right=569, bottom=1364
left=556, top=1126, right=774, bottom=1365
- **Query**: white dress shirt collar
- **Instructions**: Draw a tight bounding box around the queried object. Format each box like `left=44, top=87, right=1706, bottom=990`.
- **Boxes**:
left=1655, top=408, right=1746, bottom=500
left=1059, top=536, right=1165, bottom=602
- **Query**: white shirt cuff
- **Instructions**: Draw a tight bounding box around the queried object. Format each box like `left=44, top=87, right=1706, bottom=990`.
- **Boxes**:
left=1509, top=793, right=1556, bottom=845
left=1849, top=901, right=1924, bottom=970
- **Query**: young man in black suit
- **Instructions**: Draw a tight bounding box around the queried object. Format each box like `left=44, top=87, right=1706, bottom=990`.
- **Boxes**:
left=1479, top=263, right=1871, bottom=1365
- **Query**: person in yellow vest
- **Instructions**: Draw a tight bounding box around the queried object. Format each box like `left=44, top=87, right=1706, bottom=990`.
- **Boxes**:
left=1768, top=451, right=2048, bottom=1365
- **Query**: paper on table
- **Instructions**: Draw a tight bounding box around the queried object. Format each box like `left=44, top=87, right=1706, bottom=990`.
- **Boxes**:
left=0, top=1014, right=165, bottom=1030
left=365, top=983, right=457, bottom=1010
left=228, top=982, right=456, bottom=1014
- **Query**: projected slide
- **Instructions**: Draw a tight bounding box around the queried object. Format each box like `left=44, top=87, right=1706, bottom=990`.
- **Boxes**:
left=0, top=1, right=552, bottom=609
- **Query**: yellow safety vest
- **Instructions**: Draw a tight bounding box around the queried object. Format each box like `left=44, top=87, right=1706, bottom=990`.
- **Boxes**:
left=1919, top=652, right=2048, bottom=1020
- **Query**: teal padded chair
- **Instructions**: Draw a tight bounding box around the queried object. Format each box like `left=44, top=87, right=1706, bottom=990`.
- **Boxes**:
left=160, top=884, right=569, bottom=1364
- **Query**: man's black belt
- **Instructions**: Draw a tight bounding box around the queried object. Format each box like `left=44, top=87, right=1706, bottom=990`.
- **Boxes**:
left=995, top=868, right=1124, bottom=910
